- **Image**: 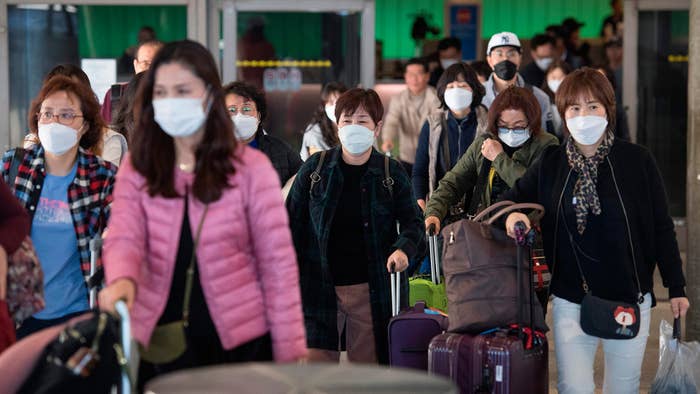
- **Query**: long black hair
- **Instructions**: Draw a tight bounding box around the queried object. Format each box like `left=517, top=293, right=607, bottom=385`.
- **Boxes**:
left=307, top=82, right=347, bottom=147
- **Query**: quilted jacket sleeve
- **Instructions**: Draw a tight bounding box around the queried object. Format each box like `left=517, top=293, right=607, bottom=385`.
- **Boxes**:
left=244, top=150, right=307, bottom=362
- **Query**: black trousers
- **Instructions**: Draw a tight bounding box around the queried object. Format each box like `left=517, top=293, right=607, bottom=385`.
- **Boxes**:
left=16, top=310, right=88, bottom=339
left=138, top=332, right=273, bottom=392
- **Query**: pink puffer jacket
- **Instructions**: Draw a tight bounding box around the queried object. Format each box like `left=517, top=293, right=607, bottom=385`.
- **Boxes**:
left=103, top=147, right=306, bottom=362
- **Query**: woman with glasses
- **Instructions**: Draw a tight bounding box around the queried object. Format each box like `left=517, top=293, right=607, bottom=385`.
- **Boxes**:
left=424, top=86, right=558, bottom=233
left=2, top=75, right=117, bottom=338
left=223, top=81, right=302, bottom=187
left=98, top=41, right=306, bottom=388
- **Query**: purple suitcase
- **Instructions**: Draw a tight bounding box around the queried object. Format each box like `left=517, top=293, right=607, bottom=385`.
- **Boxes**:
left=388, top=301, right=448, bottom=370
left=428, top=331, right=547, bottom=393
left=428, top=220, right=548, bottom=393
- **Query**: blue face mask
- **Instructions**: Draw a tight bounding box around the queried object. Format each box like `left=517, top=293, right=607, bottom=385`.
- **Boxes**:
left=498, top=127, right=531, bottom=148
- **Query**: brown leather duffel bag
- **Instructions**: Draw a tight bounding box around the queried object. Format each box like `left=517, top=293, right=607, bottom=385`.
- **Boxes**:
left=442, top=201, right=548, bottom=334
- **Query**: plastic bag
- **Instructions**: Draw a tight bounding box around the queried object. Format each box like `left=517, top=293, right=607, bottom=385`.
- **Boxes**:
left=650, top=318, right=700, bottom=394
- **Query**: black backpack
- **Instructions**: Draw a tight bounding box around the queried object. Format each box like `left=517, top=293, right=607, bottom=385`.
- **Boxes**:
left=19, top=311, right=126, bottom=394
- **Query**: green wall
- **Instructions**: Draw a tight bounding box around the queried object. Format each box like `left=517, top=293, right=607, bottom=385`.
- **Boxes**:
left=78, top=5, right=187, bottom=58
left=77, top=1, right=616, bottom=60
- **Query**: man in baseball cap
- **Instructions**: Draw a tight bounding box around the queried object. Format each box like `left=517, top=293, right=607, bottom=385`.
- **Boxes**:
left=483, top=31, right=554, bottom=136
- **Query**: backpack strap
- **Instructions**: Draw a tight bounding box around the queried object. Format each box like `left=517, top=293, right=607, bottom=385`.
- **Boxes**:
left=309, top=150, right=327, bottom=194
left=382, top=155, right=394, bottom=199
left=7, top=148, right=25, bottom=192
left=440, top=117, right=451, bottom=172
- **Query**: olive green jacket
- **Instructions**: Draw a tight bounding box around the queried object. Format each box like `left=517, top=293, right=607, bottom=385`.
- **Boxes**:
left=425, top=131, right=559, bottom=221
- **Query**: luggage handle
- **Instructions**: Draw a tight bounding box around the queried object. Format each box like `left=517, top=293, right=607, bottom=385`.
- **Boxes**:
left=514, top=221, right=538, bottom=345
left=390, top=263, right=400, bottom=317
left=114, top=300, right=133, bottom=394
left=673, top=317, right=681, bottom=340
left=88, top=234, right=103, bottom=308
left=426, top=224, right=441, bottom=285
left=485, top=203, right=545, bottom=226
left=471, top=200, right=515, bottom=223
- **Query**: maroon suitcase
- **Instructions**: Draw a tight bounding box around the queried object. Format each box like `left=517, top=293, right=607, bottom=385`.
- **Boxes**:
left=428, top=220, right=548, bottom=393
left=428, top=330, right=547, bottom=394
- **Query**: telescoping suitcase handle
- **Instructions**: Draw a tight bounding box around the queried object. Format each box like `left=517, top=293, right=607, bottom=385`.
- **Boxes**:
left=514, top=221, right=537, bottom=341
left=114, top=300, right=133, bottom=394
left=390, top=263, right=400, bottom=317
left=88, top=234, right=103, bottom=308
left=426, top=224, right=441, bottom=285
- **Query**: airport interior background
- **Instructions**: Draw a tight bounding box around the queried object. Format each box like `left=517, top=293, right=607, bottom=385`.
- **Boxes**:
left=3, top=0, right=690, bottom=219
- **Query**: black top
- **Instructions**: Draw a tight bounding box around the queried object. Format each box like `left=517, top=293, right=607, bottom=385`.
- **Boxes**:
left=501, top=139, right=686, bottom=305
left=158, top=197, right=219, bottom=342
left=327, top=158, right=370, bottom=286
left=552, top=162, right=639, bottom=304
left=255, top=131, right=303, bottom=186
left=520, top=62, right=546, bottom=90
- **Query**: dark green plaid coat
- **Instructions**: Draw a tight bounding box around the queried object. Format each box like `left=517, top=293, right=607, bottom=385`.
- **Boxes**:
left=286, top=147, right=424, bottom=364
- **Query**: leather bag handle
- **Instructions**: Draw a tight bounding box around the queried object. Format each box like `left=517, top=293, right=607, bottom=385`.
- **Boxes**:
left=485, top=203, right=545, bottom=226
left=472, top=200, right=515, bottom=223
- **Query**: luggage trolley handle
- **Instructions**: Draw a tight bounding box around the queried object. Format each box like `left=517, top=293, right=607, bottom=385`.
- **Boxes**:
left=114, top=300, right=133, bottom=394
left=88, top=234, right=103, bottom=308
left=390, top=263, right=400, bottom=317
left=427, top=224, right=441, bottom=285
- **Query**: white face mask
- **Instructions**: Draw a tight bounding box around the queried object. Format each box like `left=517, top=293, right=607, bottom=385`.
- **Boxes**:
left=153, top=96, right=209, bottom=138
left=444, top=87, right=473, bottom=112
left=547, top=79, right=563, bottom=93
left=566, top=115, right=608, bottom=146
left=325, top=104, right=336, bottom=123
left=38, top=122, right=79, bottom=155
left=440, top=59, right=459, bottom=70
left=535, top=57, right=553, bottom=71
left=498, top=128, right=531, bottom=148
left=232, top=114, right=259, bottom=140
left=338, top=124, right=375, bottom=155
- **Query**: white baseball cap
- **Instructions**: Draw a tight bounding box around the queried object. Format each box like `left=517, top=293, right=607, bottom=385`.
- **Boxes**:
left=487, top=32, right=522, bottom=55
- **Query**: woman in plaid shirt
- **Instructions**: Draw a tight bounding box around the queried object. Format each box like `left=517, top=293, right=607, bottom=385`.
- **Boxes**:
left=2, top=75, right=116, bottom=338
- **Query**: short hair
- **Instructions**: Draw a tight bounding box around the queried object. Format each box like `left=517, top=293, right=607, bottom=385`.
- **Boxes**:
left=555, top=67, right=617, bottom=137
left=470, top=60, right=492, bottom=80
left=335, top=88, right=384, bottom=125
left=132, top=40, right=236, bottom=204
left=111, top=72, right=146, bottom=142
left=437, top=37, right=462, bottom=52
left=44, top=64, right=92, bottom=88
left=530, top=34, right=556, bottom=52
left=223, top=81, right=268, bottom=130
left=29, top=75, right=105, bottom=154
left=435, top=63, right=485, bottom=111
left=486, top=86, right=542, bottom=137
left=135, top=40, right=164, bottom=59
left=405, top=58, right=429, bottom=74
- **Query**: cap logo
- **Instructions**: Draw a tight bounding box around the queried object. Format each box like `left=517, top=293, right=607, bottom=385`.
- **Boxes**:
left=501, top=35, right=509, bottom=44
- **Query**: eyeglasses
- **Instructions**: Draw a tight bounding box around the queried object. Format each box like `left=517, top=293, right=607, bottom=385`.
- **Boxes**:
left=227, top=105, right=256, bottom=116
left=498, top=123, right=529, bottom=132
left=37, top=111, right=83, bottom=125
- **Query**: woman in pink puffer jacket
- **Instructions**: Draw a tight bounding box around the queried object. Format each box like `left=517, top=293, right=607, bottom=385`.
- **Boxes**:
left=99, top=40, right=306, bottom=386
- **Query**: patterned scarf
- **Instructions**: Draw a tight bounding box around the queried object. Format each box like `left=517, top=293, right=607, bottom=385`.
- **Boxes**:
left=565, top=133, right=615, bottom=234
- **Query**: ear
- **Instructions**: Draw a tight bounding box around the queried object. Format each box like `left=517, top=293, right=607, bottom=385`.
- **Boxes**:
left=486, top=55, right=496, bottom=70
left=133, top=59, right=139, bottom=73
left=374, top=120, right=384, bottom=137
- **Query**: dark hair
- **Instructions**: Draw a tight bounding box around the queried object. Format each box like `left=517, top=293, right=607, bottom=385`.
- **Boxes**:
left=592, top=64, right=617, bottom=90
left=307, top=82, right=347, bottom=147
left=44, top=64, right=92, bottom=87
left=405, top=58, right=429, bottom=74
left=111, top=72, right=146, bottom=143
left=436, top=63, right=485, bottom=111
left=469, top=60, right=492, bottom=81
left=131, top=40, right=236, bottom=204
left=540, top=60, right=573, bottom=100
left=437, top=37, right=462, bottom=52
left=29, top=75, right=105, bottom=155
left=555, top=67, right=616, bottom=137
left=545, top=25, right=566, bottom=40
left=530, top=34, right=556, bottom=52
left=223, top=81, right=267, bottom=135
left=335, top=88, right=384, bottom=125
left=486, top=86, right=542, bottom=137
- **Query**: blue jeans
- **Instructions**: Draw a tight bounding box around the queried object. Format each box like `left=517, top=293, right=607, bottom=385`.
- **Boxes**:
left=552, top=293, right=652, bottom=394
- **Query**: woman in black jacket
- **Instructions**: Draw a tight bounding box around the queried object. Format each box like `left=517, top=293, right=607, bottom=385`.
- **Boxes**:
left=502, top=68, right=689, bottom=394
left=224, top=81, right=302, bottom=186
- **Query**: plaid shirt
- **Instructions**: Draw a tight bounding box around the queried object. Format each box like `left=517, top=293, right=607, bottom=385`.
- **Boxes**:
left=286, top=147, right=425, bottom=364
left=2, top=145, right=117, bottom=282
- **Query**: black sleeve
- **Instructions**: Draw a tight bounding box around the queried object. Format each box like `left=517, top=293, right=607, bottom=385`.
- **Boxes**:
left=644, top=150, right=686, bottom=298
left=498, top=145, right=553, bottom=204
